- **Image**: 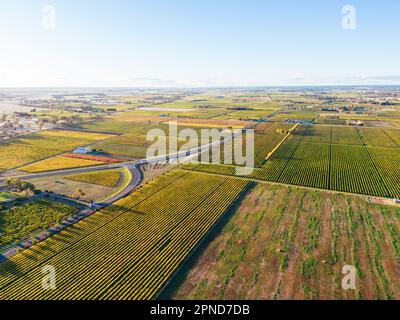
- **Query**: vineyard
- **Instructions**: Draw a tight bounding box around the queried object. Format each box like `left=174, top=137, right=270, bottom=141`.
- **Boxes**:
left=63, top=153, right=123, bottom=163
left=65, top=169, right=123, bottom=187
left=183, top=125, right=400, bottom=198
left=20, top=155, right=106, bottom=173
left=0, top=200, right=79, bottom=247
left=0, top=170, right=248, bottom=300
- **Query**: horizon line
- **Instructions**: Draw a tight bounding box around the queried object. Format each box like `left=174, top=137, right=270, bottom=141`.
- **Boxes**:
left=1, top=84, right=400, bottom=90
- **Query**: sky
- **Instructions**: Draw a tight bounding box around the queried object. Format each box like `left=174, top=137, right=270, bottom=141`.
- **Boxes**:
left=0, top=0, right=399, bottom=87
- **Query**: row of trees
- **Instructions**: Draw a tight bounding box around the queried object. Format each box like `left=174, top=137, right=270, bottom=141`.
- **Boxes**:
left=6, top=178, right=36, bottom=197
left=6, top=178, right=87, bottom=200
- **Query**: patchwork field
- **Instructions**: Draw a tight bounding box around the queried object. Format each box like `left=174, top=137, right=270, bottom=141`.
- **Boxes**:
left=0, top=170, right=248, bottom=300
left=185, top=125, right=400, bottom=199
left=2, top=89, right=400, bottom=302
left=171, top=183, right=400, bottom=300
left=0, top=130, right=116, bottom=171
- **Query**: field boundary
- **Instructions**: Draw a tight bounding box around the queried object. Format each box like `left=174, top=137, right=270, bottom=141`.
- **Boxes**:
left=155, top=180, right=254, bottom=299
left=180, top=168, right=400, bottom=206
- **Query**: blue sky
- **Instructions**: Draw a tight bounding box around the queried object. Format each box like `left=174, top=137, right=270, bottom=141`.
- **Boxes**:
left=0, top=0, right=399, bottom=87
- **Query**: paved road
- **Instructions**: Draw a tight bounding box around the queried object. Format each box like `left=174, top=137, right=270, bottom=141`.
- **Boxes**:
left=0, top=119, right=265, bottom=259
left=0, top=124, right=251, bottom=184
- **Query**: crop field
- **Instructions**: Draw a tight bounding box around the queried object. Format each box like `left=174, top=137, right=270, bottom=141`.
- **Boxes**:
left=384, top=129, right=400, bottom=145
left=0, top=144, right=60, bottom=170
left=174, top=118, right=252, bottom=129
left=93, top=132, right=210, bottom=159
left=214, top=108, right=280, bottom=120
left=331, top=126, right=363, bottom=145
left=279, top=142, right=330, bottom=189
left=196, top=122, right=295, bottom=168
left=63, top=153, right=123, bottom=163
left=38, top=130, right=115, bottom=141
left=91, top=141, right=149, bottom=159
left=0, top=170, right=248, bottom=300
left=2, top=89, right=400, bottom=302
left=65, top=169, right=123, bottom=187
left=108, top=114, right=172, bottom=124
left=271, top=111, right=316, bottom=122
left=357, top=128, right=398, bottom=148
left=171, top=183, right=400, bottom=300
left=185, top=125, right=400, bottom=198
left=0, top=199, right=79, bottom=247
left=182, top=163, right=238, bottom=176
left=0, top=130, right=115, bottom=170
left=0, top=192, right=18, bottom=202
left=74, top=120, right=137, bottom=133
left=20, top=155, right=106, bottom=173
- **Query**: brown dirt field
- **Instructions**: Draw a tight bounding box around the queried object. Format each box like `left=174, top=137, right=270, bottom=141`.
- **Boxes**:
left=171, top=183, right=400, bottom=300
left=30, top=177, right=113, bottom=202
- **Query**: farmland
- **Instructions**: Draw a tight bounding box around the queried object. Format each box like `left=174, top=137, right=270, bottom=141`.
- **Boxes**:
left=0, top=199, right=80, bottom=247
left=1, top=87, right=400, bottom=302
left=0, top=130, right=115, bottom=170
left=0, top=170, right=248, bottom=299
left=65, top=169, right=123, bottom=187
left=20, top=155, right=106, bottom=173
left=171, top=183, right=400, bottom=300
left=186, top=124, right=400, bottom=199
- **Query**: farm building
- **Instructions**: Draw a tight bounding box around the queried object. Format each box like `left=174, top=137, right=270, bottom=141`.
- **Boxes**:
left=73, top=146, right=92, bottom=154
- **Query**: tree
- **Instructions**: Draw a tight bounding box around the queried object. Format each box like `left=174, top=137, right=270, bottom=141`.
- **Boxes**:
left=21, top=182, right=35, bottom=191
left=73, top=188, right=85, bottom=199
left=6, top=179, right=35, bottom=192
left=6, top=178, right=23, bottom=191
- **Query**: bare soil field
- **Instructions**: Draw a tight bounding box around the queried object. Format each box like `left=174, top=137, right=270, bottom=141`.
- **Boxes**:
left=170, top=183, right=400, bottom=300
left=31, top=177, right=113, bottom=202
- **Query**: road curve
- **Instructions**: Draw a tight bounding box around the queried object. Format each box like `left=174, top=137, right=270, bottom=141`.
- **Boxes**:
left=0, top=164, right=142, bottom=259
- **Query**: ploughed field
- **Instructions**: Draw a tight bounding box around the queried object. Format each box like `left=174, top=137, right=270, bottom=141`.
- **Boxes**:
left=0, top=170, right=248, bottom=300
left=184, top=125, right=400, bottom=199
